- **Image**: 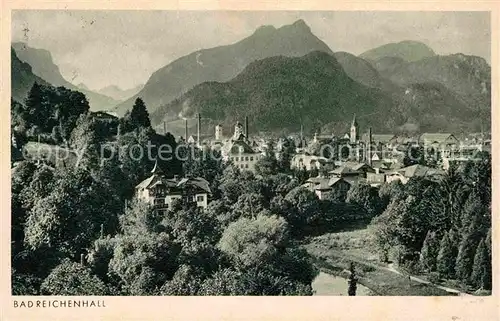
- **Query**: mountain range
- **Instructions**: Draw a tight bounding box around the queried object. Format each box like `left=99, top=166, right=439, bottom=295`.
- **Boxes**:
left=97, top=84, right=144, bottom=102
left=11, top=48, right=50, bottom=103
left=359, top=40, right=436, bottom=62
left=10, top=20, right=491, bottom=135
left=12, top=42, right=120, bottom=110
left=113, top=19, right=333, bottom=117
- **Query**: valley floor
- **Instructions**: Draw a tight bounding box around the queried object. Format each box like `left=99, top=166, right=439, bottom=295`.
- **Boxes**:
left=304, top=225, right=473, bottom=296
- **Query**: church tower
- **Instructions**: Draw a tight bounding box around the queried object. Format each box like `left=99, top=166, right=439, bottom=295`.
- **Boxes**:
left=350, top=114, right=359, bottom=144
left=233, top=121, right=244, bottom=140
left=215, top=124, right=223, bottom=140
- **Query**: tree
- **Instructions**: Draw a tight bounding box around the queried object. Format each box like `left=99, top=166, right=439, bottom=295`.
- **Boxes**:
left=86, top=236, right=118, bottom=285
left=470, top=238, right=491, bottom=290
left=455, top=232, right=480, bottom=283
left=436, top=232, right=455, bottom=278
left=231, top=193, right=267, bottom=220
left=24, top=82, right=45, bottom=128
left=255, top=153, right=279, bottom=176
left=277, top=137, right=296, bottom=173
left=24, top=167, right=121, bottom=259
left=347, top=262, right=358, bottom=296
left=346, top=183, right=383, bottom=217
left=218, top=214, right=289, bottom=268
left=199, top=268, right=245, bottom=295
left=109, top=232, right=180, bottom=294
left=40, top=259, right=108, bottom=295
left=69, top=113, right=100, bottom=169
left=378, top=180, right=405, bottom=210
left=419, top=231, right=440, bottom=272
left=159, top=265, right=203, bottom=295
left=283, top=187, right=321, bottom=235
left=129, top=98, right=151, bottom=129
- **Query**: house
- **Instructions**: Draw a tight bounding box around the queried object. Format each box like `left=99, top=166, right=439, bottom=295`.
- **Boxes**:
left=302, top=175, right=351, bottom=200
left=329, top=162, right=376, bottom=184
left=90, top=111, right=119, bottom=121
left=291, top=153, right=329, bottom=171
left=385, top=164, right=445, bottom=184
left=135, top=160, right=211, bottom=212
left=418, top=133, right=459, bottom=149
left=361, top=133, right=395, bottom=147
left=221, top=121, right=260, bottom=172
left=366, top=172, right=386, bottom=186
left=329, top=165, right=362, bottom=184
left=388, top=135, right=419, bottom=149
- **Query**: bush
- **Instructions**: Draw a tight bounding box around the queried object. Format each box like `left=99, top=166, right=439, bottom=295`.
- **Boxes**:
left=428, top=272, right=441, bottom=284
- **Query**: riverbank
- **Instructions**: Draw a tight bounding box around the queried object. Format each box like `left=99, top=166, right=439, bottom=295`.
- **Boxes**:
left=304, top=229, right=457, bottom=296
left=312, top=271, right=373, bottom=296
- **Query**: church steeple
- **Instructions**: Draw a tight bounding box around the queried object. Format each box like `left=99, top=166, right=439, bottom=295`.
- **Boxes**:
left=351, top=114, right=358, bottom=127
left=151, top=158, right=163, bottom=175
left=350, top=114, right=359, bottom=144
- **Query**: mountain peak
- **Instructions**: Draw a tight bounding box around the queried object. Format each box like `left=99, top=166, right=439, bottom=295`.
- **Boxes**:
left=279, top=19, right=311, bottom=33
left=360, top=40, right=436, bottom=62
left=254, top=24, right=276, bottom=34
left=115, top=17, right=333, bottom=116
left=292, top=19, right=309, bottom=29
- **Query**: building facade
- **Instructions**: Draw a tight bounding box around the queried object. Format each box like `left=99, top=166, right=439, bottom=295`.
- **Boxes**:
left=135, top=160, right=211, bottom=211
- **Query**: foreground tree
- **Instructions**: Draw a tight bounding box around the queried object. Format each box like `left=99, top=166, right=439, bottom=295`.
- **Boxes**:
left=40, top=259, right=108, bottom=295
left=419, top=231, right=440, bottom=272
left=470, top=238, right=491, bottom=290
left=129, top=97, right=151, bottom=129
left=436, top=232, right=455, bottom=278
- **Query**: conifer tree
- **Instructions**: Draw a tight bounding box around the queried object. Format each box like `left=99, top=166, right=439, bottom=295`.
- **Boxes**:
left=455, top=232, right=477, bottom=283
left=129, top=98, right=151, bottom=129
left=470, top=238, right=491, bottom=290
left=24, top=82, right=44, bottom=127
left=485, top=228, right=492, bottom=259
left=419, top=231, right=439, bottom=272
left=436, top=232, right=455, bottom=278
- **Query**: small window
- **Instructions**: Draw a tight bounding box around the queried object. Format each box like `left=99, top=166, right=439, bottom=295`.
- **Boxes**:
left=197, top=195, right=204, bottom=202
left=250, top=157, right=254, bottom=161
left=235, top=157, right=239, bottom=162
left=154, top=198, right=165, bottom=205
left=245, top=164, right=249, bottom=168
left=245, top=156, right=249, bottom=161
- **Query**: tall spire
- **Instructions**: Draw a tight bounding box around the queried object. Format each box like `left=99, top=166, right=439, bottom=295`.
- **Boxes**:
left=151, top=158, right=163, bottom=175
left=197, top=113, right=201, bottom=147
left=351, top=114, right=358, bottom=127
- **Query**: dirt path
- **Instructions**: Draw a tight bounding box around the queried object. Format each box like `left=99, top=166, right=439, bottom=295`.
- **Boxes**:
left=385, top=263, right=472, bottom=296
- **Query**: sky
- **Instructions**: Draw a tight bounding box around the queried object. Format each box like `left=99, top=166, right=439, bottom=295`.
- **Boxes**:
left=11, top=11, right=491, bottom=91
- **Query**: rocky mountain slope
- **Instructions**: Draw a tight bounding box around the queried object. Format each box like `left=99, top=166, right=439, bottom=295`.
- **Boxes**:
left=114, top=19, right=334, bottom=116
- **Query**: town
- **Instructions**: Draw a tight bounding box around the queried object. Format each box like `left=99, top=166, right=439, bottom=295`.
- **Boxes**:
left=10, top=11, right=491, bottom=298
left=11, top=95, right=492, bottom=296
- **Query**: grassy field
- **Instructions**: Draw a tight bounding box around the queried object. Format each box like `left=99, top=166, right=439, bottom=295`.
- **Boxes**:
left=304, top=228, right=456, bottom=296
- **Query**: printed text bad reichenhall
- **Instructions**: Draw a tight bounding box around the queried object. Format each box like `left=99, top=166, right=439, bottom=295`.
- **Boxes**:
left=13, top=299, right=106, bottom=308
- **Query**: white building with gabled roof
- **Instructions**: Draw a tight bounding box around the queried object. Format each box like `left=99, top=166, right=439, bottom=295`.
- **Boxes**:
left=221, top=121, right=260, bottom=172
left=135, top=159, right=211, bottom=211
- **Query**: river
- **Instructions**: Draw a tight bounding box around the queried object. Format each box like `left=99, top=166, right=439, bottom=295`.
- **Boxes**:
left=312, top=272, right=372, bottom=296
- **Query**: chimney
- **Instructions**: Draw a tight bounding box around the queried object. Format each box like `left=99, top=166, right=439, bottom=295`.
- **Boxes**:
left=163, top=121, right=167, bottom=135
left=245, top=116, right=249, bottom=139
left=185, top=119, right=188, bottom=142
left=197, top=113, right=201, bottom=147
